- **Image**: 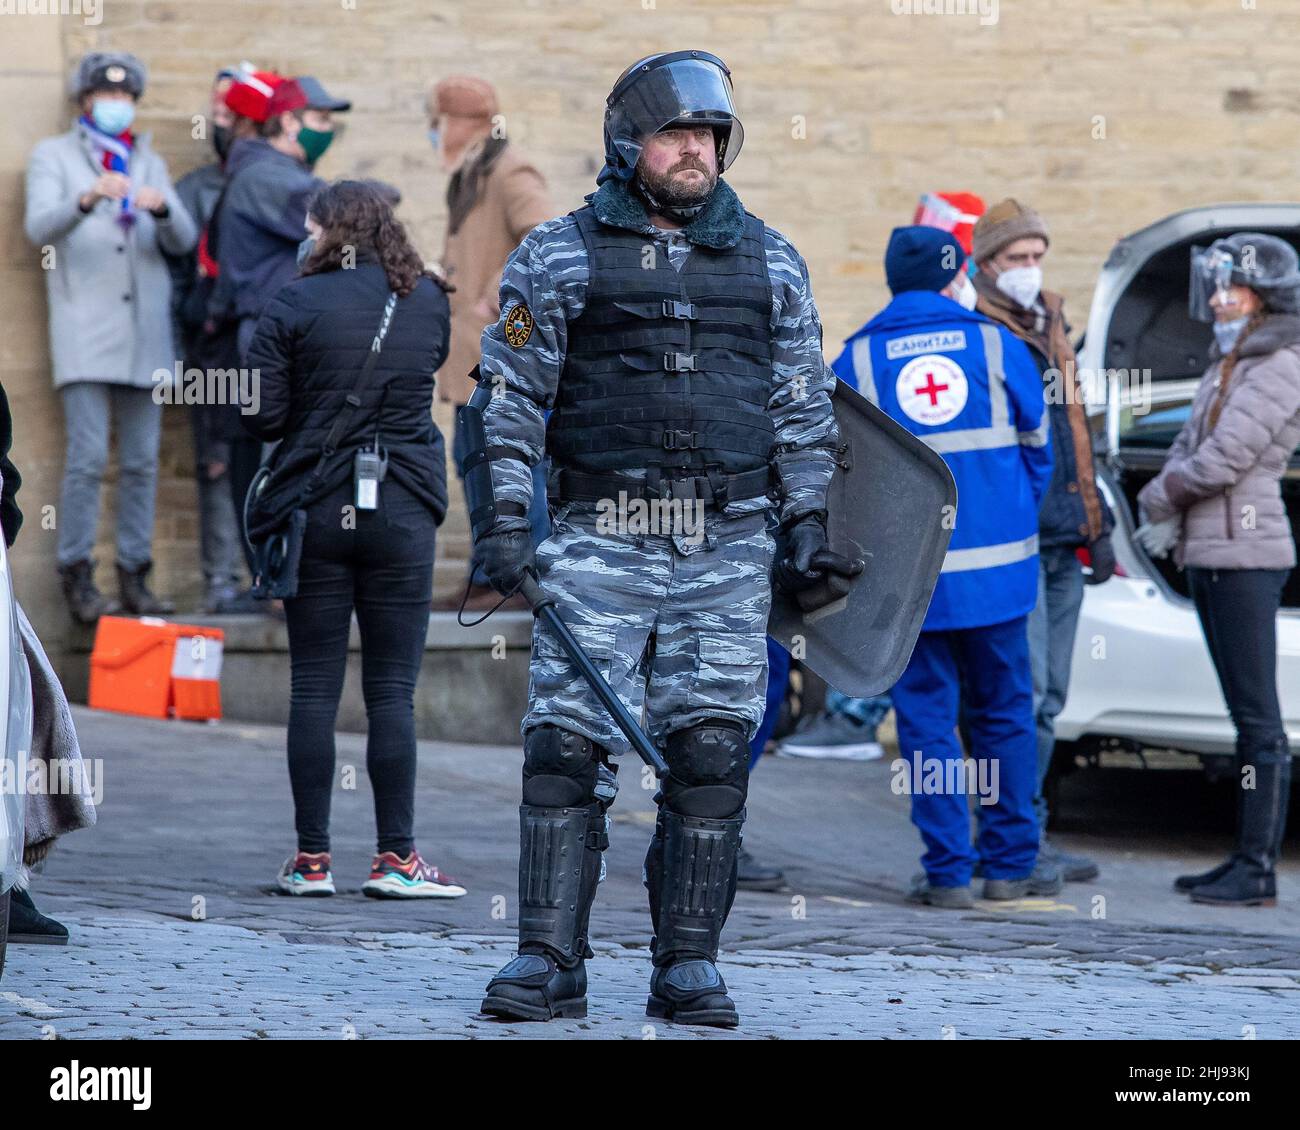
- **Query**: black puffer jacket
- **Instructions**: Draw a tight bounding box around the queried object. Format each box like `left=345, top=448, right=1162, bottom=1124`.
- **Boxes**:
left=243, top=259, right=450, bottom=539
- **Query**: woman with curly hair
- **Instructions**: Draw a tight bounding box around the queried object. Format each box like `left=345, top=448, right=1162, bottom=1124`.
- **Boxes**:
left=244, top=179, right=465, bottom=899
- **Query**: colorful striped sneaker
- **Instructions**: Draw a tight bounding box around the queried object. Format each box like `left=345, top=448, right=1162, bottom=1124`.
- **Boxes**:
left=363, top=850, right=467, bottom=899
left=276, top=851, right=336, bottom=897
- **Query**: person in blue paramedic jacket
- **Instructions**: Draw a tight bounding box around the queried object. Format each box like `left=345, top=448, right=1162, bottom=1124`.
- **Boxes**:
left=832, top=225, right=1054, bottom=908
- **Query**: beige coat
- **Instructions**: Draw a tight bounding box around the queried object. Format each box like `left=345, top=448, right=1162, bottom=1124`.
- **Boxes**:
left=435, top=144, right=554, bottom=403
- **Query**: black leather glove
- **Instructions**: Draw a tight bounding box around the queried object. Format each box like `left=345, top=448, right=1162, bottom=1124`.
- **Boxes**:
left=774, top=512, right=865, bottom=595
left=475, top=518, right=535, bottom=595
left=1086, top=533, right=1116, bottom=585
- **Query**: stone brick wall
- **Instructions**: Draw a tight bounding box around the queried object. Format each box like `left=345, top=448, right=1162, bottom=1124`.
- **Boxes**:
left=3, top=0, right=1299, bottom=660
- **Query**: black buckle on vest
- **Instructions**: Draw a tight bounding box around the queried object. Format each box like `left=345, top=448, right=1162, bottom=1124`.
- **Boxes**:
left=662, top=430, right=701, bottom=452
left=662, top=299, right=697, bottom=320
left=663, top=352, right=697, bottom=372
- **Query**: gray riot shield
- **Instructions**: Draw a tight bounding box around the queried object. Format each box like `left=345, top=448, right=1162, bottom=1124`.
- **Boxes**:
left=768, top=379, right=956, bottom=698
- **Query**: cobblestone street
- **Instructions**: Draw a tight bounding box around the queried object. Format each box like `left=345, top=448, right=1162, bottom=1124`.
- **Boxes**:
left=3, top=708, right=1298, bottom=1039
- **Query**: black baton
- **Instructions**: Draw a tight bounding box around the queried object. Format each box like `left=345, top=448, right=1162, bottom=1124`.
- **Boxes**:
left=518, top=572, right=669, bottom=778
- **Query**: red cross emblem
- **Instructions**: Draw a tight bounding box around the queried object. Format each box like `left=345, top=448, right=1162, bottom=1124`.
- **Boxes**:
left=915, top=372, right=949, bottom=407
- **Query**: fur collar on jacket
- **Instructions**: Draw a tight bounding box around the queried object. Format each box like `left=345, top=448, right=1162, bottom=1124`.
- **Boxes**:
left=587, top=176, right=746, bottom=249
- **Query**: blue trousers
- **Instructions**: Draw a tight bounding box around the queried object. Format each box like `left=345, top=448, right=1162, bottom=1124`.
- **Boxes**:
left=1028, top=545, right=1084, bottom=827
left=748, top=639, right=790, bottom=767
left=891, top=616, right=1039, bottom=887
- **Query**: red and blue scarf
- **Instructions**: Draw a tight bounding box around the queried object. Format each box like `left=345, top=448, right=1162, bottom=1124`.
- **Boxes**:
left=80, top=114, right=136, bottom=228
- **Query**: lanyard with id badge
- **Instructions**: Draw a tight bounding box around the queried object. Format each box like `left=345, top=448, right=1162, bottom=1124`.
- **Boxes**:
left=352, top=292, right=398, bottom=511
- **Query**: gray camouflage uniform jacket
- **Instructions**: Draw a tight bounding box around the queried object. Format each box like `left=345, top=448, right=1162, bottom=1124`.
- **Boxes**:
left=477, top=177, right=839, bottom=527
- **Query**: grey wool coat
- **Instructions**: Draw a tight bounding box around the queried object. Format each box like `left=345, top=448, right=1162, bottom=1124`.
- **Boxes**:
left=1139, top=314, right=1300, bottom=570
left=24, top=121, right=197, bottom=389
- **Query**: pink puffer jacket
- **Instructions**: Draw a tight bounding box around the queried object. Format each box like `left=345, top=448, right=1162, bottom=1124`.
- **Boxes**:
left=1138, top=313, right=1300, bottom=570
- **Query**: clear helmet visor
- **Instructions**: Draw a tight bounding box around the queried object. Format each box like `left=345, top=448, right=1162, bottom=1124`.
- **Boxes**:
left=605, top=56, right=744, bottom=174
left=1188, top=244, right=1239, bottom=323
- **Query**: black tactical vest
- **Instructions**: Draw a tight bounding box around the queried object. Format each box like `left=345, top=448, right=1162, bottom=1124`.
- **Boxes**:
left=547, top=204, right=776, bottom=501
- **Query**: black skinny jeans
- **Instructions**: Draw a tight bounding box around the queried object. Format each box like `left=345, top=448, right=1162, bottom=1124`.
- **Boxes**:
left=1187, top=566, right=1290, bottom=755
left=283, top=478, right=436, bottom=856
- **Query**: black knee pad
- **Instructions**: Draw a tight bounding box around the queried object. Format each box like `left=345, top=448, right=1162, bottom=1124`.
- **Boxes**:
left=662, top=720, right=749, bottom=819
left=522, top=725, right=602, bottom=807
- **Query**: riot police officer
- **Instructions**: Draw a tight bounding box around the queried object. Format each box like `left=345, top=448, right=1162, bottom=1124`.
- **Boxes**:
left=468, top=51, right=855, bottom=1027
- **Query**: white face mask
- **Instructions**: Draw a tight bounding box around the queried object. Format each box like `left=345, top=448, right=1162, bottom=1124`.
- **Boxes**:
left=950, top=274, right=978, bottom=311
left=995, top=265, right=1043, bottom=309
left=1213, top=315, right=1249, bottom=354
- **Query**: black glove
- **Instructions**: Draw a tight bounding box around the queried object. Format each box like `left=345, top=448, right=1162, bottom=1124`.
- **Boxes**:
left=1086, top=534, right=1116, bottom=585
left=475, top=518, right=535, bottom=595
left=774, top=512, right=864, bottom=595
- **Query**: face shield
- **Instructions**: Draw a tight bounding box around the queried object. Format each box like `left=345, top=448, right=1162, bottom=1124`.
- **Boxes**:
left=1188, top=244, right=1238, bottom=323
left=603, top=53, right=743, bottom=180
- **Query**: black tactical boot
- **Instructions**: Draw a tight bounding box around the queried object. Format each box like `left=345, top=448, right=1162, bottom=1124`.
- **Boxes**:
left=481, top=952, right=588, bottom=1021
left=481, top=797, right=608, bottom=1022
left=59, top=559, right=114, bottom=625
left=116, top=560, right=175, bottom=616
left=645, top=808, right=743, bottom=1028
left=1191, top=744, right=1289, bottom=908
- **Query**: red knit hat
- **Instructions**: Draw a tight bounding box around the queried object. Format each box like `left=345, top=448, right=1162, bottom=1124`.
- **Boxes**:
left=913, top=191, right=986, bottom=257
left=223, top=70, right=285, bottom=123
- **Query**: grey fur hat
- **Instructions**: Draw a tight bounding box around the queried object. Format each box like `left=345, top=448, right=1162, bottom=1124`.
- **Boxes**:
left=71, top=51, right=147, bottom=99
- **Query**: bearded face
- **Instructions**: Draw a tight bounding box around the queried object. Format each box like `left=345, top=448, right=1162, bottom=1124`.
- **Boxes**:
left=635, top=126, right=719, bottom=211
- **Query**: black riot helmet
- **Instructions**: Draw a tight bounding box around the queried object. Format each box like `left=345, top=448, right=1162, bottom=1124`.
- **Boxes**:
left=601, top=50, right=744, bottom=186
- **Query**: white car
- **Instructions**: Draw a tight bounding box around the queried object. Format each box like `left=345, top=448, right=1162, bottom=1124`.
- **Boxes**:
left=1055, top=203, right=1300, bottom=772
left=0, top=534, right=32, bottom=982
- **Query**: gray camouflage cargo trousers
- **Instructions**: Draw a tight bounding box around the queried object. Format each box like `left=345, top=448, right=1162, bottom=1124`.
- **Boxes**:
left=523, top=502, right=776, bottom=757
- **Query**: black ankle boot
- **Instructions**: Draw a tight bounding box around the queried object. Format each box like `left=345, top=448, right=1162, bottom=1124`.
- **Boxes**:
left=117, top=560, right=175, bottom=616
left=1174, top=856, right=1236, bottom=892
left=8, top=888, right=70, bottom=945
left=1189, top=858, right=1277, bottom=906
left=59, top=559, right=114, bottom=625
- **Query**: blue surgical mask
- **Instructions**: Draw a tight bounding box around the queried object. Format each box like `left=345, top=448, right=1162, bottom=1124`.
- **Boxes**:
left=427, top=128, right=440, bottom=152
left=296, top=236, right=316, bottom=268
left=90, top=97, right=136, bottom=135
left=1213, top=315, right=1248, bottom=354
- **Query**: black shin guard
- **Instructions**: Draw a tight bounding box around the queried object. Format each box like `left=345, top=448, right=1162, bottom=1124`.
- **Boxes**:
left=483, top=727, right=614, bottom=1022
left=518, top=800, right=607, bottom=966
left=643, top=721, right=747, bottom=1027
left=647, top=807, right=744, bottom=964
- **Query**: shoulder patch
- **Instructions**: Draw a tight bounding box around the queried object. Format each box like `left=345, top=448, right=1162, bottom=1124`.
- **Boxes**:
left=503, top=303, right=534, bottom=349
